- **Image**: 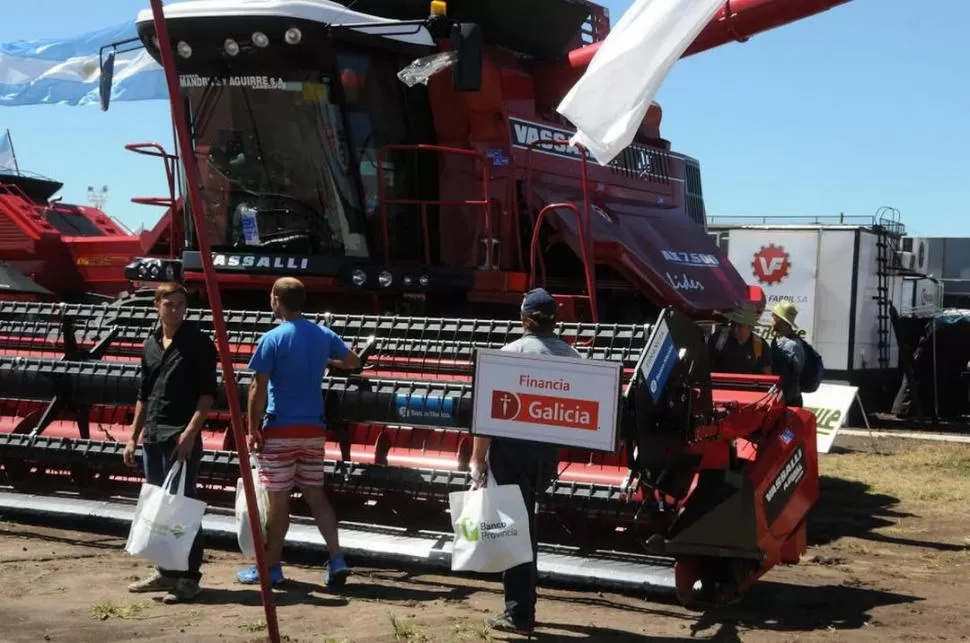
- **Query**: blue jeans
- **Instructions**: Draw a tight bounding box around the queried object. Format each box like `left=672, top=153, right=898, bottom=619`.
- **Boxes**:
left=141, top=433, right=205, bottom=582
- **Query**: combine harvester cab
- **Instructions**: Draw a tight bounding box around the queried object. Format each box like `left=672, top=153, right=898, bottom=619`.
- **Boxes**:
left=0, top=0, right=844, bottom=607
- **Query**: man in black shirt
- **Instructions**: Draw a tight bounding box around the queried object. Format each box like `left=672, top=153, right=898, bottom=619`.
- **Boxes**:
left=709, top=305, right=772, bottom=375
left=124, top=282, right=218, bottom=604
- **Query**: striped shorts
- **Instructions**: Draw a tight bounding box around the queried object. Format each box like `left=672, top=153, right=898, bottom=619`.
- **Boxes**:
left=256, top=430, right=327, bottom=493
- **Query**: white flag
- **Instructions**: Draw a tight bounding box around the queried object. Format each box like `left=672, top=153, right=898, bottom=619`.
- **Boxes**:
left=0, top=131, right=13, bottom=172
left=557, top=0, right=725, bottom=166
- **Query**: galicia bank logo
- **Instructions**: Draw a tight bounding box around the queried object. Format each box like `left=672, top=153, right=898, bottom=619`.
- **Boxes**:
left=490, top=389, right=599, bottom=431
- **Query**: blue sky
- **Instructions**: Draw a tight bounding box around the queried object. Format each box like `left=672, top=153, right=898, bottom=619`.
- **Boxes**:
left=1, top=0, right=968, bottom=236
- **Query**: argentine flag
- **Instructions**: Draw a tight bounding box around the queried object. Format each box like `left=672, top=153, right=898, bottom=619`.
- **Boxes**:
left=0, top=20, right=166, bottom=107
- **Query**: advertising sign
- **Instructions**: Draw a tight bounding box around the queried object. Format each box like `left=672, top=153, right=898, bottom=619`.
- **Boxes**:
left=802, top=383, right=858, bottom=453
left=471, top=349, right=622, bottom=452
left=726, top=230, right=818, bottom=343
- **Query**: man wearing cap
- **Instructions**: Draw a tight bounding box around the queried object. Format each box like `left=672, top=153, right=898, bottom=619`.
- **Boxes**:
left=709, top=305, right=772, bottom=375
left=469, top=288, right=581, bottom=634
left=770, top=299, right=805, bottom=407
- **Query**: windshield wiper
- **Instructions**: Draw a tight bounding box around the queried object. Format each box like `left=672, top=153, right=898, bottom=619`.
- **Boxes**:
left=193, top=75, right=224, bottom=140
left=239, top=86, right=268, bottom=174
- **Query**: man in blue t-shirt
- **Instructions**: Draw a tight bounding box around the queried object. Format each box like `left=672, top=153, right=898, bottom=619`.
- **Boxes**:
left=236, top=277, right=360, bottom=588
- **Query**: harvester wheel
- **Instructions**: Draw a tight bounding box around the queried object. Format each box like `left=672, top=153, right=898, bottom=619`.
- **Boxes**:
left=674, top=556, right=714, bottom=609
left=674, top=556, right=743, bottom=610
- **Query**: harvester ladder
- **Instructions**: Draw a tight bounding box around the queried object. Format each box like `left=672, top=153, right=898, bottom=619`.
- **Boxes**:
left=872, top=207, right=903, bottom=371
left=523, top=139, right=599, bottom=322
left=873, top=229, right=891, bottom=370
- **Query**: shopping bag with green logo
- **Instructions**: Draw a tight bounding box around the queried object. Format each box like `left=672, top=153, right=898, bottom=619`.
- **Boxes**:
left=124, top=460, right=207, bottom=571
left=449, top=473, right=533, bottom=573
left=236, top=454, right=270, bottom=558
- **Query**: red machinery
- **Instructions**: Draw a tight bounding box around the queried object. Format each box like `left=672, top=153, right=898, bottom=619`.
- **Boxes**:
left=0, top=171, right=145, bottom=302
left=0, top=0, right=845, bottom=606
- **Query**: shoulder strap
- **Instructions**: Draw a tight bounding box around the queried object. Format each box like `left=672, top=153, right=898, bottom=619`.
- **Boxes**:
left=714, top=326, right=729, bottom=351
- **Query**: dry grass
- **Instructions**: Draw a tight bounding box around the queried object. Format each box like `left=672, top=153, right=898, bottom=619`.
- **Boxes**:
left=820, top=439, right=970, bottom=511
left=815, top=438, right=970, bottom=569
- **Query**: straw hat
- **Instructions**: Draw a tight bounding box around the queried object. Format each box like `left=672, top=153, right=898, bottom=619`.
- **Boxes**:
left=770, top=300, right=798, bottom=329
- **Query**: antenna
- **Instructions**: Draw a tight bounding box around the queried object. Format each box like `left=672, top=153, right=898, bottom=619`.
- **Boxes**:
left=87, top=185, right=109, bottom=210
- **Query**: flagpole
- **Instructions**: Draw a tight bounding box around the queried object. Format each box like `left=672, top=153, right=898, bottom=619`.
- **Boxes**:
left=5, top=130, right=20, bottom=175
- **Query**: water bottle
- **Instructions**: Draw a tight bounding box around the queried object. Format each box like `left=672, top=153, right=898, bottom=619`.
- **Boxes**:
left=238, top=204, right=260, bottom=246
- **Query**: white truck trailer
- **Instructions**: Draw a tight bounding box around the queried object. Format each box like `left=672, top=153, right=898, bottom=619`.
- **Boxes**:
left=707, top=214, right=941, bottom=411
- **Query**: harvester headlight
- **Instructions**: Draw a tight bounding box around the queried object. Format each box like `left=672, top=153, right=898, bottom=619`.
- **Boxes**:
left=378, top=270, right=393, bottom=288
left=149, top=262, right=161, bottom=279
left=176, top=41, right=192, bottom=58
left=224, top=38, right=240, bottom=56
left=351, top=269, right=367, bottom=287
left=403, top=275, right=414, bottom=286
left=252, top=32, right=270, bottom=48
left=137, top=262, right=149, bottom=279
left=418, top=274, right=430, bottom=287
left=284, top=28, right=302, bottom=45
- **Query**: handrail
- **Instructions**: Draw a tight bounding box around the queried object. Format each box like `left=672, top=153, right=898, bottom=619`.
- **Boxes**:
left=529, top=202, right=598, bottom=323
left=0, top=181, right=37, bottom=204
left=125, top=141, right=180, bottom=257
left=375, top=144, right=493, bottom=269
left=124, top=142, right=178, bottom=210
left=522, top=137, right=597, bottom=309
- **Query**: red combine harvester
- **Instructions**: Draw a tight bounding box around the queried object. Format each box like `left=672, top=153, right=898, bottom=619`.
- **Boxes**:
left=0, top=170, right=145, bottom=302
left=0, top=0, right=849, bottom=606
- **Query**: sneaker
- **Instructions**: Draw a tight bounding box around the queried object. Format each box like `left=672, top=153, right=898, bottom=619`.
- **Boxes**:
left=127, top=571, right=176, bottom=593
left=485, top=611, right=533, bottom=634
left=324, top=555, right=350, bottom=588
left=236, top=562, right=285, bottom=586
left=162, top=578, right=201, bottom=604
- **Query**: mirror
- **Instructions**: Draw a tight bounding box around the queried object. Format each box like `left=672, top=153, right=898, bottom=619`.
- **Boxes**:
left=451, top=23, right=482, bottom=93
left=99, top=50, right=116, bottom=112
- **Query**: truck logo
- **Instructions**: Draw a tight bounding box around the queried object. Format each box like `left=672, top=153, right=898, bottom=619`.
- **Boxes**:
left=751, top=244, right=791, bottom=285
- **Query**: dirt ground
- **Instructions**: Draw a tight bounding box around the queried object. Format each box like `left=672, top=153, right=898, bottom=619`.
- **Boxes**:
left=0, top=433, right=968, bottom=643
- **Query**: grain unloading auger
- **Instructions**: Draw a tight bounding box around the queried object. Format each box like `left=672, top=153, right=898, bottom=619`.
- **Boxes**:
left=0, top=299, right=819, bottom=607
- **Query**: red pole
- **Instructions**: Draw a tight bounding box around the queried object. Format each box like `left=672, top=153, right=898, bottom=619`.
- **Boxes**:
left=146, top=3, right=282, bottom=641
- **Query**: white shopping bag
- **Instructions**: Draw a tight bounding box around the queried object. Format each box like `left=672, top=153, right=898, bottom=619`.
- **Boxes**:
left=125, top=461, right=207, bottom=571
left=449, top=472, right=534, bottom=573
left=236, top=454, right=270, bottom=559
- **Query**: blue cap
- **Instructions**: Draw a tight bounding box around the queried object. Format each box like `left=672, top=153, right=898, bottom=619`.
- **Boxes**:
left=521, top=288, right=557, bottom=318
